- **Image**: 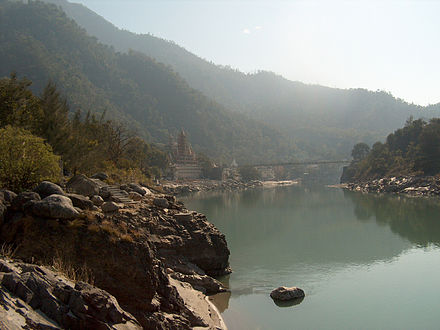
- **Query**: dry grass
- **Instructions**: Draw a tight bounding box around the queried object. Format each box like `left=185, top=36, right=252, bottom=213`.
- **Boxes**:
left=87, top=220, right=135, bottom=243
left=51, top=253, right=95, bottom=285
left=0, top=243, right=18, bottom=260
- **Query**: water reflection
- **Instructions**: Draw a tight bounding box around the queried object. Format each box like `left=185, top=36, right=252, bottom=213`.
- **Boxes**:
left=184, top=186, right=440, bottom=329
left=344, top=190, right=440, bottom=247
left=185, top=186, right=413, bottom=276
left=272, top=296, right=304, bottom=308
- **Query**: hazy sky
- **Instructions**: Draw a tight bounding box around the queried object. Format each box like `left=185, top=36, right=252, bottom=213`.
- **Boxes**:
left=73, top=0, right=439, bottom=106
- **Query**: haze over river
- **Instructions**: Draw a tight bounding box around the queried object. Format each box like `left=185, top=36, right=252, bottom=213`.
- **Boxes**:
left=183, top=185, right=440, bottom=330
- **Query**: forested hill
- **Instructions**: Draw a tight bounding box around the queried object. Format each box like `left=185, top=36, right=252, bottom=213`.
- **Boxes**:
left=0, top=0, right=300, bottom=164
left=41, top=0, right=440, bottom=158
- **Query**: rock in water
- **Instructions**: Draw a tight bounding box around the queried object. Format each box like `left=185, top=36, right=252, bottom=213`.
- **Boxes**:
left=34, top=181, right=65, bottom=198
left=66, top=174, right=100, bottom=197
left=270, top=286, right=305, bottom=301
left=27, top=194, right=80, bottom=219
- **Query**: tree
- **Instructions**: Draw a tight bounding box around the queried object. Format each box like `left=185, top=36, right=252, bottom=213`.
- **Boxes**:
left=239, top=166, right=261, bottom=182
left=351, top=143, right=370, bottom=161
left=0, top=126, right=61, bottom=191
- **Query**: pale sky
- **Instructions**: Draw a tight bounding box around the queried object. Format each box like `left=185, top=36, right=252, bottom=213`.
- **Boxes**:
left=73, top=0, right=440, bottom=106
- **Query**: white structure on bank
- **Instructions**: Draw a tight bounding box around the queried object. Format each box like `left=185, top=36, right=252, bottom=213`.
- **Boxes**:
left=169, top=129, right=202, bottom=180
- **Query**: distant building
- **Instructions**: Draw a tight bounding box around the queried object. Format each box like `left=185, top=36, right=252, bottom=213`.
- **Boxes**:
left=168, top=129, right=202, bottom=180
left=222, top=159, right=240, bottom=181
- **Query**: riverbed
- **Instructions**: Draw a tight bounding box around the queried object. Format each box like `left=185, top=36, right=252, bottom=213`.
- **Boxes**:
left=183, top=185, right=440, bottom=330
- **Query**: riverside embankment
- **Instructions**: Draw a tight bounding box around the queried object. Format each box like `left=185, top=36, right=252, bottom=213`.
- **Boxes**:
left=344, top=175, right=440, bottom=197
left=0, top=175, right=230, bottom=329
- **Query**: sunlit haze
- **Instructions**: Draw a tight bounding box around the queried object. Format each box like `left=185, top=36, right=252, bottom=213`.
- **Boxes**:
left=72, top=0, right=439, bottom=106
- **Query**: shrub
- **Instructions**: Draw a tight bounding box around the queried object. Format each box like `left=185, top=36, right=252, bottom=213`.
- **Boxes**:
left=0, top=126, right=61, bottom=191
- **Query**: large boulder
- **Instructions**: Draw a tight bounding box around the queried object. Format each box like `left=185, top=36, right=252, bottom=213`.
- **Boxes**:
left=27, top=194, right=80, bottom=219
left=34, top=181, right=65, bottom=199
left=270, top=286, right=305, bottom=301
left=11, top=192, right=41, bottom=212
left=67, top=193, right=94, bottom=210
left=66, top=174, right=100, bottom=197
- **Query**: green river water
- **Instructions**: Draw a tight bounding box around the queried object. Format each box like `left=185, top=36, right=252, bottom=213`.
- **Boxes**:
left=183, top=185, right=440, bottom=330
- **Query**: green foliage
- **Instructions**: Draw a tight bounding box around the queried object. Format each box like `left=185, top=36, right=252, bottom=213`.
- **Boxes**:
left=0, top=73, right=168, bottom=185
left=351, top=143, right=370, bottom=161
left=239, top=166, right=261, bottom=182
left=0, top=126, right=61, bottom=191
left=345, top=118, right=440, bottom=181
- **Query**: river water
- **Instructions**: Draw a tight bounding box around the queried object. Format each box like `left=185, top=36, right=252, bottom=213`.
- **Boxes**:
left=183, top=185, right=440, bottom=330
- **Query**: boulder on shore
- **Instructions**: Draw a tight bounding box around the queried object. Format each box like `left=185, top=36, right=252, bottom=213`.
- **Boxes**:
left=66, top=174, right=100, bottom=197
left=101, top=201, right=120, bottom=213
left=11, top=192, right=41, bottom=212
left=27, top=194, right=80, bottom=219
left=270, top=286, right=305, bottom=301
left=34, top=181, right=65, bottom=198
left=67, top=193, right=95, bottom=210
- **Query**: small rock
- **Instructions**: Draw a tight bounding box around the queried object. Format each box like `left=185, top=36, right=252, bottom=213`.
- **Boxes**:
left=101, top=202, right=120, bottom=213
left=270, top=286, right=305, bottom=301
left=91, top=195, right=104, bottom=206
left=128, top=183, right=147, bottom=196
left=67, top=194, right=94, bottom=210
left=0, top=190, right=17, bottom=204
left=34, top=181, right=65, bottom=199
left=91, top=172, right=108, bottom=181
left=129, top=191, right=143, bottom=201
left=174, top=213, right=193, bottom=222
left=153, top=198, right=169, bottom=209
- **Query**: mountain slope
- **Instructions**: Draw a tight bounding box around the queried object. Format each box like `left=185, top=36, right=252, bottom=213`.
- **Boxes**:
left=43, top=0, right=440, bottom=158
left=0, top=0, right=300, bottom=163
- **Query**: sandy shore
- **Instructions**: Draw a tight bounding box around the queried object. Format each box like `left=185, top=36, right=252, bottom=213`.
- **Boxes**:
left=262, top=180, right=299, bottom=187
left=170, top=277, right=227, bottom=330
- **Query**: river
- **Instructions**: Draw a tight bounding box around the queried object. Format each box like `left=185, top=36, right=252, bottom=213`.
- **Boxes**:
left=183, top=185, right=440, bottom=330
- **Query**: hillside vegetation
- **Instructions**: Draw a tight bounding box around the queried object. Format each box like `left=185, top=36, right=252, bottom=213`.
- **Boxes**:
left=42, top=0, right=440, bottom=158
left=343, top=117, right=440, bottom=181
left=0, top=0, right=299, bottom=164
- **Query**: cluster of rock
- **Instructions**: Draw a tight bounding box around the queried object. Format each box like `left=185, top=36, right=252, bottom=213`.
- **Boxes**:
left=0, top=174, right=231, bottom=329
left=345, top=176, right=440, bottom=197
left=162, top=179, right=263, bottom=195
left=0, top=259, right=141, bottom=329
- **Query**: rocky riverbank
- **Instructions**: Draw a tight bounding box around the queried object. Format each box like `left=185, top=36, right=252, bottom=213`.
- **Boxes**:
left=344, top=176, right=440, bottom=197
left=161, top=179, right=263, bottom=196
left=0, top=175, right=230, bottom=329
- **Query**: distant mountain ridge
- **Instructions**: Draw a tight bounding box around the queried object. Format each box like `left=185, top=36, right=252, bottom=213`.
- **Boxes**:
left=41, top=0, right=440, bottom=158
left=0, top=0, right=299, bottom=163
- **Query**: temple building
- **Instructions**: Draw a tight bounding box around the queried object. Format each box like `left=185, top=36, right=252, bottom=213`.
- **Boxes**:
left=169, top=129, right=202, bottom=180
